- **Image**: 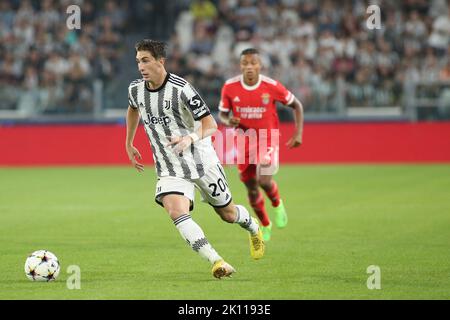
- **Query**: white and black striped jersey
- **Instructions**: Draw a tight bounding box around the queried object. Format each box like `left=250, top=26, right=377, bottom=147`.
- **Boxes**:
left=128, top=73, right=220, bottom=179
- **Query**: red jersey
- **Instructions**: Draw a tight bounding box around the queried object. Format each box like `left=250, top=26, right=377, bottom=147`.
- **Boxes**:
left=219, top=74, right=294, bottom=130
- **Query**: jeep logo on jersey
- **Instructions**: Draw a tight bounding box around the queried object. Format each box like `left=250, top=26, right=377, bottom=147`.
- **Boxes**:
left=144, top=114, right=171, bottom=126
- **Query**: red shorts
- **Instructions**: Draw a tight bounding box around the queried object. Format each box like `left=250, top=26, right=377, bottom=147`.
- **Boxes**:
left=234, top=128, right=280, bottom=183
left=238, top=163, right=257, bottom=182
left=237, top=146, right=279, bottom=183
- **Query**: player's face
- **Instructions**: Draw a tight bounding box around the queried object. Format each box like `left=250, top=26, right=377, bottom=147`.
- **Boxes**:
left=240, top=54, right=261, bottom=82
left=136, top=51, right=165, bottom=81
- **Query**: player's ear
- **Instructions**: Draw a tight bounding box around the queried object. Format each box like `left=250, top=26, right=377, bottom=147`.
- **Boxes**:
left=159, top=57, right=166, bottom=66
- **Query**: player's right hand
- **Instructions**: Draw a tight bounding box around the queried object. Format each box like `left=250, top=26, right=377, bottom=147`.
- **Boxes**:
left=229, top=117, right=240, bottom=127
left=126, top=145, right=144, bottom=172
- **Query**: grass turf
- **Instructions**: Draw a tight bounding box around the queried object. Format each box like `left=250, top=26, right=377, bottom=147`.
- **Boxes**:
left=0, top=165, right=449, bottom=299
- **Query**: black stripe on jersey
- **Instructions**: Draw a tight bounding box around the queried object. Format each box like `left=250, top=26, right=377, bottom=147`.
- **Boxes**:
left=191, top=143, right=205, bottom=177
left=180, top=90, right=189, bottom=111
left=170, top=87, right=188, bottom=131
left=169, top=74, right=187, bottom=85
left=157, top=86, right=192, bottom=179
left=216, top=164, right=227, bottom=181
left=144, top=88, right=176, bottom=176
left=144, top=130, right=162, bottom=175
left=128, top=97, right=136, bottom=108
left=178, top=89, right=205, bottom=177
left=168, top=78, right=185, bottom=88
left=168, top=77, right=186, bottom=88
left=172, top=88, right=200, bottom=177
left=169, top=74, right=186, bottom=84
left=131, top=85, right=162, bottom=176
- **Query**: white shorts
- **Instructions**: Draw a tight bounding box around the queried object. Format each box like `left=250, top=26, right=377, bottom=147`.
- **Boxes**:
left=155, top=163, right=232, bottom=211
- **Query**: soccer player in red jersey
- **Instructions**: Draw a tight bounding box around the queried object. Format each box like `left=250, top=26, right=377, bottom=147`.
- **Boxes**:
left=218, top=48, right=304, bottom=241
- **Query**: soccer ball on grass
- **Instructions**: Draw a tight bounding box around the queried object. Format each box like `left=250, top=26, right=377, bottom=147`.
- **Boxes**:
left=24, top=250, right=60, bottom=282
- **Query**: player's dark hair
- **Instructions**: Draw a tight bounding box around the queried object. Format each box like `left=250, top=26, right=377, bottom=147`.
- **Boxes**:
left=135, top=39, right=166, bottom=59
left=241, top=48, right=259, bottom=56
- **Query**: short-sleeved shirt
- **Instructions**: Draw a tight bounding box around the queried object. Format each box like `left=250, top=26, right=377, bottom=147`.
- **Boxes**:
left=219, top=74, right=294, bottom=130
left=219, top=74, right=295, bottom=170
left=128, top=73, right=219, bottom=179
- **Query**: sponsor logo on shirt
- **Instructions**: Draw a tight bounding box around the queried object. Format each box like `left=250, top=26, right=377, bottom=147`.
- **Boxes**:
left=188, top=95, right=204, bottom=109
left=235, top=106, right=267, bottom=119
left=193, top=106, right=207, bottom=115
left=144, top=114, right=171, bottom=126
left=188, top=94, right=208, bottom=117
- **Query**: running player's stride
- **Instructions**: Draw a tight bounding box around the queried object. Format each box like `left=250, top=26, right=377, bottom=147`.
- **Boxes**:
left=219, top=48, right=304, bottom=242
left=126, top=40, right=264, bottom=279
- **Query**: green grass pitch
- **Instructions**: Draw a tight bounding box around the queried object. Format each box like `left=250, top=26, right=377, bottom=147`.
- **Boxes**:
left=0, top=165, right=449, bottom=299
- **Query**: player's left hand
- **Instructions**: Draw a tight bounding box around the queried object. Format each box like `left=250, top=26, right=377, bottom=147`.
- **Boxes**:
left=286, top=134, right=302, bottom=149
left=167, top=136, right=192, bottom=155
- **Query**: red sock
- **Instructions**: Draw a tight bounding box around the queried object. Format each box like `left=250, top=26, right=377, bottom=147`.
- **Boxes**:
left=264, top=181, right=281, bottom=207
left=249, top=192, right=271, bottom=226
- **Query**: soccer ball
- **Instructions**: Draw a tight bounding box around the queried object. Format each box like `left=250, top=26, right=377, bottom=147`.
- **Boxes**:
left=24, top=250, right=60, bottom=282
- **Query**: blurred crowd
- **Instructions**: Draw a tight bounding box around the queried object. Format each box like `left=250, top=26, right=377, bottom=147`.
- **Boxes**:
left=0, top=0, right=449, bottom=117
left=169, top=0, right=450, bottom=114
left=0, top=0, right=128, bottom=114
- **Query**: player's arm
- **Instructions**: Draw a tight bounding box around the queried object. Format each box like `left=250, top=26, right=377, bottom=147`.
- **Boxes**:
left=218, top=85, right=240, bottom=127
left=168, top=83, right=217, bottom=154
left=286, top=97, right=304, bottom=149
left=168, top=114, right=218, bottom=155
left=126, top=106, right=144, bottom=172
left=196, top=114, right=218, bottom=139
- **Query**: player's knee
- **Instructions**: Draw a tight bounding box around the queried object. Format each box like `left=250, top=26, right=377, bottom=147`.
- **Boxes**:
left=244, top=178, right=258, bottom=190
left=166, top=208, right=186, bottom=220
left=258, top=179, right=272, bottom=190
left=161, top=195, right=191, bottom=219
left=163, top=202, right=187, bottom=219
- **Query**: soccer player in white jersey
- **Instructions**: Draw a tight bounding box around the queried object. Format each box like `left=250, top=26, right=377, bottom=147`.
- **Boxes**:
left=125, top=39, right=264, bottom=279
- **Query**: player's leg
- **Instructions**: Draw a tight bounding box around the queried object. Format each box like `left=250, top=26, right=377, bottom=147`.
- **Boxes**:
left=243, top=178, right=273, bottom=241
left=213, top=201, right=264, bottom=260
left=155, top=177, right=234, bottom=278
left=239, top=164, right=272, bottom=241
left=161, top=194, right=220, bottom=263
left=258, top=174, right=288, bottom=228
left=194, top=163, right=264, bottom=259
left=240, top=164, right=271, bottom=226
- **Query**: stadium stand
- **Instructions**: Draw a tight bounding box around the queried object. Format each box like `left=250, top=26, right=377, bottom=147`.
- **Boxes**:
left=0, top=0, right=449, bottom=120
